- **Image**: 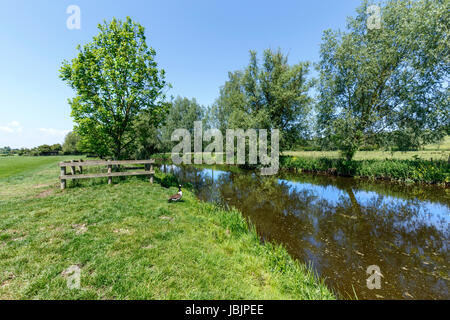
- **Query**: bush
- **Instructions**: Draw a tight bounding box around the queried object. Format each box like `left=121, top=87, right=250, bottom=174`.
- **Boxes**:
left=161, top=174, right=178, bottom=188
left=280, top=156, right=449, bottom=184
left=154, top=170, right=179, bottom=188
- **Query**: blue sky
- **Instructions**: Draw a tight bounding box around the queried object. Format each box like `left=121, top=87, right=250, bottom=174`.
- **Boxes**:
left=0, top=0, right=362, bottom=148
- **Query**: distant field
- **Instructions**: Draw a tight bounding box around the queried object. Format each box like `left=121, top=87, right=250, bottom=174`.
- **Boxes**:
left=283, top=150, right=450, bottom=161
left=422, top=136, right=450, bottom=151
left=0, top=156, right=77, bottom=179
left=286, top=136, right=450, bottom=161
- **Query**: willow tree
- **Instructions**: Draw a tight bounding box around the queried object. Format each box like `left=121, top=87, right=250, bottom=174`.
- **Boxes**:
left=317, top=0, right=449, bottom=159
left=60, top=17, right=168, bottom=159
left=211, top=49, right=312, bottom=151
left=132, top=97, right=205, bottom=159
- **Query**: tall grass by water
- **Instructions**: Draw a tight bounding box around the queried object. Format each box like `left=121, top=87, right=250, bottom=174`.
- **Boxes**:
left=280, top=156, right=450, bottom=184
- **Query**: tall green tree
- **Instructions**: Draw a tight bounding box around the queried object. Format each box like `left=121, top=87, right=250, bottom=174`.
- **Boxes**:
left=62, top=131, right=82, bottom=155
left=60, top=17, right=168, bottom=159
left=317, top=0, right=449, bottom=160
left=161, top=96, right=205, bottom=151
left=132, top=100, right=171, bottom=159
left=132, top=97, right=204, bottom=158
left=211, top=49, right=312, bottom=150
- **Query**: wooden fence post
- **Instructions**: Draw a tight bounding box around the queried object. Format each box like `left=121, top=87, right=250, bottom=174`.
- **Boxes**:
left=108, top=161, right=112, bottom=185
left=150, top=164, right=154, bottom=184
left=70, top=160, right=76, bottom=175
left=60, top=165, right=66, bottom=190
left=79, top=159, right=83, bottom=174
left=145, top=164, right=154, bottom=184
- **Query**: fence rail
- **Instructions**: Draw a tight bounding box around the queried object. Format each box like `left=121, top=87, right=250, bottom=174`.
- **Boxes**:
left=59, top=159, right=155, bottom=190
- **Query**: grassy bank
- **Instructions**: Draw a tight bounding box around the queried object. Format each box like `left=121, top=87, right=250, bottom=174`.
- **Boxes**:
left=285, top=136, right=450, bottom=161
left=283, top=150, right=450, bottom=161
left=280, top=156, right=449, bottom=185
left=0, top=157, right=333, bottom=299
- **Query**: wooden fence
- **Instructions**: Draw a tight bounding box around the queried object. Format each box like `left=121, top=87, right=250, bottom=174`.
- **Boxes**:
left=59, top=159, right=155, bottom=190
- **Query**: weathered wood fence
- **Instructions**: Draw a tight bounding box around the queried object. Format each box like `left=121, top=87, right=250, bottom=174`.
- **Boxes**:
left=59, top=159, right=155, bottom=190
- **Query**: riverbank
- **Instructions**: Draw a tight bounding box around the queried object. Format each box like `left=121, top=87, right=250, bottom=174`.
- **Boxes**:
left=280, top=156, right=449, bottom=185
left=0, top=157, right=333, bottom=299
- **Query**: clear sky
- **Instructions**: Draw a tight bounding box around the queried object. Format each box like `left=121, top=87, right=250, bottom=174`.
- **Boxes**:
left=0, top=0, right=362, bottom=148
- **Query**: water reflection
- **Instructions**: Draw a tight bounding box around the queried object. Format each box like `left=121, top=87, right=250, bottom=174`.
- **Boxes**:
left=165, top=165, right=450, bottom=300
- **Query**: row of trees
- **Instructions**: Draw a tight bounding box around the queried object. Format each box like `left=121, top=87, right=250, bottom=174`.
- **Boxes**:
left=316, top=0, right=449, bottom=159
left=0, top=144, right=63, bottom=156
left=59, top=97, right=204, bottom=158
left=0, top=146, right=13, bottom=155
left=210, top=0, right=449, bottom=158
left=60, top=0, right=449, bottom=161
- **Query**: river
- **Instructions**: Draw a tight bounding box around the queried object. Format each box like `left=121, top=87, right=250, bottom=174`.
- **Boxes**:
left=163, top=164, right=449, bottom=300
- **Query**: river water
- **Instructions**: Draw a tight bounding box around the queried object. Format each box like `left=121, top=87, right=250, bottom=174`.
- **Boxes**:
left=163, top=164, right=449, bottom=300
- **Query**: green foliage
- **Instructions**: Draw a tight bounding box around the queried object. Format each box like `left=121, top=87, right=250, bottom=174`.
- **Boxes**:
left=22, top=144, right=63, bottom=156
left=158, top=172, right=179, bottom=188
left=132, top=101, right=171, bottom=159
left=281, top=156, right=449, bottom=184
left=215, top=207, right=250, bottom=237
left=161, top=97, right=205, bottom=151
left=0, top=146, right=12, bottom=155
left=62, top=131, right=82, bottom=155
left=1, top=146, right=65, bottom=157
left=210, top=49, right=312, bottom=150
left=317, top=0, right=449, bottom=159
left=60, top=17, right=168, bottom=160
left=131, top=97, right=204, bottom=159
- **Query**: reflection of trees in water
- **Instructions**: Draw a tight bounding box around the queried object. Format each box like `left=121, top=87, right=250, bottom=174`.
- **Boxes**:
left=278, top=171, right=450, bottom=208
left=173, top=166, right=449, bottom=299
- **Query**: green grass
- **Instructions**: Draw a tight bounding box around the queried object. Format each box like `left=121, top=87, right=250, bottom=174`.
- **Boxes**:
left=286, top=136, right=450, bottom=160
left=423, top=136, right=450, bottom=151
left=283, top=150, right=450, bottom=161
left=0, top=156, right=80, bottom=179
left=0, top=157, right=333, bottom=300
left=280, top=156, right=450, bottom=184
left=282, top=138, right=450, bottom=184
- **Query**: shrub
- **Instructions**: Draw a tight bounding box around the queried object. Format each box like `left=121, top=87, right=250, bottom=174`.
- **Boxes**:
left=161, top=174, right=178, bottom=188
left=280, top=156, right=449, bottom=184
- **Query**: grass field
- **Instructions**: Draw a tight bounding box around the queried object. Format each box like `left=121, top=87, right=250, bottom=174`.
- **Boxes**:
left=0, top=156, right=333, bottom=299
left=285, top=137, right=450, bottom=161
left=0, top=156, right=79, bottom=179
left=422, top=136, right=450, bottom=151
left=283, top=150, right=450, bottom=161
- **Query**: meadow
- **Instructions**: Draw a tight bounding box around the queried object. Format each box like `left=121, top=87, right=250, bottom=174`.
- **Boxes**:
left=280, top=138, right=450, bottom=184
left=285, top=136, right=450, bottom=161
left=280, top=156, right=449, bottom=184
left=0, top=156, right=77, bottom=179
left=0, top=156, right=333, bottom=299
left=283, top=150, right=449, bottom=161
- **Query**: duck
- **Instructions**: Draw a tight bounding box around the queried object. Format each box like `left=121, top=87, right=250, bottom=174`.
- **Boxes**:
left=168, top=185, right=183, bottom=202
